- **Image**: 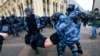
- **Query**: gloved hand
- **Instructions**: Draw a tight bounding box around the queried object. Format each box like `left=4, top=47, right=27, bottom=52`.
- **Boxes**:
left=50, top=32, right=59, bottom=44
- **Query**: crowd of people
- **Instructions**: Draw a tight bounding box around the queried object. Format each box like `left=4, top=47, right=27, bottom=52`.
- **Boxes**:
left=0, top=15, right=53, bottom=36
left=88, top=8, right=100, bottom=39
left=0, top=4, right=100, bottom=56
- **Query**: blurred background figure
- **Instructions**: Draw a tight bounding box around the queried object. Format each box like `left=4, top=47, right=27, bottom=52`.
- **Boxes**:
left=90, top=8, right=100, bottom=39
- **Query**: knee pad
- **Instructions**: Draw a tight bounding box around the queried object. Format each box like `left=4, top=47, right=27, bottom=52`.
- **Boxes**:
left=50, top=32, right=59, bottom=44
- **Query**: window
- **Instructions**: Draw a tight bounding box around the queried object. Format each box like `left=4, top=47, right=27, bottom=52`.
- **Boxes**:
left=21, top=4, right=24, bottom=16
left=56, top=3, right=57, bottom=12
left=4, top=12, right=7, bottom=16
left=12, top=8, right=16, bottom=15
left=47, top=0, right=50, bottom=16
left=8, top=10, right=11, bottom=15
left=47, top=0, right=49, bottom=4
left=60, top=5, right=63, bottom=12
left=26, top=0, right=29, bottom=6
left=47, top=8, right=50, bottom=16
left=30, top=0, right=33, bottom=7
left=53, top=2, right=55, bottom=13
left=13, top=0, right=16, bottom=2
left=43, top=8, right=46, bottom=16
left=62, top=5, right=64, bottom=12
left=18, top=5, right=22, bottom=16
left=43, top=0, right=45, bottom=3
left=43, top=0, right=46, bottom=16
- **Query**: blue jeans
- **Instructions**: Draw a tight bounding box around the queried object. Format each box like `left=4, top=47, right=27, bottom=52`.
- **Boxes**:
left=97, top=25, right=100, bottom=35
left=92, top=26, right=97, bottom=37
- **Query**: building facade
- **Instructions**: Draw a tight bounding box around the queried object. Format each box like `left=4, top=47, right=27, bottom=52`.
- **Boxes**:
left=93, top=0, right=100, bottom=11
left=0, top=0, right=66, bottom=17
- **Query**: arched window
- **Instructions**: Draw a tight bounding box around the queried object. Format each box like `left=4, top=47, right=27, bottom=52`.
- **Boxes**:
left=8, top=10, right=11, bottom=16
left=43, top=0, right=45, bottom=3
left=53, top=2, right=56, bottom=13
left=30, top=0, right=32, bottom=8
left=12, top=8, right=16, bottom=15
left=26, top=0, right=29, bottom=6
left=56, top=3, right=57, bottom=12
left=13, top=0, right=16, bottom=2
left=47, top=0, right=50, bottom=16
left=4, top=11, right=7, bottom=16
left=43, top=0, right=46, bottom=16
left=47, top=0, right=49, bottom=4
left=60, top=5, right=63, bottom=12
left=18, top=5, right=22, bottom=16
left=21, top=4, right=24, bottom=16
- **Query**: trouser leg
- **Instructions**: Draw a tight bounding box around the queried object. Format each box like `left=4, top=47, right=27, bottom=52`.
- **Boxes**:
left=75, top=41, right=83, bottom=54
left=92, top=26, right=97, bottom=37
left=0, top=36, right=4, bottom=52
left=76, top=41, right=82, bottom=50
left=30, top=34, right=40, bottom=54
left=57, top=41, right=67, bottom=56
left=68, top=44, right=79, bottom=56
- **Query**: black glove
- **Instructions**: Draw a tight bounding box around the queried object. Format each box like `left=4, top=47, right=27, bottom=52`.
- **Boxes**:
left=50, top=32, right=59, bottom=45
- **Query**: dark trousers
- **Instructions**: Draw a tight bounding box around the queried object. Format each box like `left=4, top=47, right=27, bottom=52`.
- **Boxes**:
left=0, top=35, right=4, bottom=52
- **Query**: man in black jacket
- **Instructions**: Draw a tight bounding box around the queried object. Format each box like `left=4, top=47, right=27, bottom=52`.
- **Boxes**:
left=24, top=7, right=59, bottom=55
left=24, top=7, right=41, bottom=54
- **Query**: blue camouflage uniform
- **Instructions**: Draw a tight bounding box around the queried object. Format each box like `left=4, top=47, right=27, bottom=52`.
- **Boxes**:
left=55, top=8, right=83, bottom=56
left=68, top=8, right=82, bottom=51
left=68, top=8, right=82, bottom=32
left=56, top=15, right=79, bottom=56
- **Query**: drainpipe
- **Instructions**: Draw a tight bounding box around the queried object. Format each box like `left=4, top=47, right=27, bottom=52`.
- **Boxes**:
left=92, top=0, right=95, bottom=11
